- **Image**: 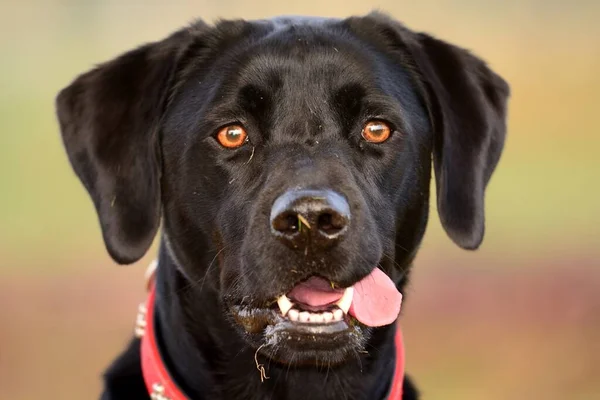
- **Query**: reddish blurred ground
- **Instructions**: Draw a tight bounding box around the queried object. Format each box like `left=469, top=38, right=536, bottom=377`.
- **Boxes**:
left=1, top=258, right=598, bottom=400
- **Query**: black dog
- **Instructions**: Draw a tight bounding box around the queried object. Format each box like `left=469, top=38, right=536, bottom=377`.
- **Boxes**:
left=56, top=11, right=509, bottom=400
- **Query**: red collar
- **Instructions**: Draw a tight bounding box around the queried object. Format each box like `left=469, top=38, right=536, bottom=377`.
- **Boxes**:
left=135, top=261, right=405, bottom=399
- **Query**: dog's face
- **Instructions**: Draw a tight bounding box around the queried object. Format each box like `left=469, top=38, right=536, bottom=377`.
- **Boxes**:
left=160, top=20, right=434, bottom=362
left=56, top=13, right=508, bottom=366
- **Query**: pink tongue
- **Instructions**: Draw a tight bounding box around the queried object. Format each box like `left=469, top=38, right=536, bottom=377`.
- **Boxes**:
left=349, top=268, right=402, bottom=327
left=287, top=276, right=344, bottom=306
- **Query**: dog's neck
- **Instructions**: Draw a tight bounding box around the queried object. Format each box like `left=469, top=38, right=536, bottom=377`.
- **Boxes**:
left=152, top=248, right=397, bottom=400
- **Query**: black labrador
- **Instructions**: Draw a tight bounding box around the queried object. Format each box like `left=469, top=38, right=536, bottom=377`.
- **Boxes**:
left=56, top=12, right=509, bottom=400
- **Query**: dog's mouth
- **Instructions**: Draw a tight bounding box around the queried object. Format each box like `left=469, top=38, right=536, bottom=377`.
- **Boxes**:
left=230, top=267, right=403, bottom=363
left=276, top=276, right=351, bottom=323
left=278, top=267, right=403, bottom=327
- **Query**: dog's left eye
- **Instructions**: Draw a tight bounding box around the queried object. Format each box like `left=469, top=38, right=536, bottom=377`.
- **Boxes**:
left=361, top=120, right=392, bottom=143
left=216, top=125, right=248, bottom=148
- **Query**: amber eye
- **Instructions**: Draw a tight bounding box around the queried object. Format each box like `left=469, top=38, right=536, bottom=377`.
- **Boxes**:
left=361, top=120, right=392, bottom=143
left=216, top=125, right=248, bottom=148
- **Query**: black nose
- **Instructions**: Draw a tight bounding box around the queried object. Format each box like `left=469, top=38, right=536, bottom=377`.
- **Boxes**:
left=270, top=189, right=350, bottom=250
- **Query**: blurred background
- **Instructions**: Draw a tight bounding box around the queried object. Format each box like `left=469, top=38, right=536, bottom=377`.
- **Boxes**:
left=1, top=0, right=599, bottom=399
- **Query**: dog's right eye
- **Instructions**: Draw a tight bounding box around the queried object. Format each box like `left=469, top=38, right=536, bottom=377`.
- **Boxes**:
left=361, top=120, right=391, bottom=144
left=216, top=125, right=248, bottom=148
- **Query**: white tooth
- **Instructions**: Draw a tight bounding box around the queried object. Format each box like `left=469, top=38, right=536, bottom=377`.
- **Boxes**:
left=277, top=295, right=294, bottom=316
left=299, top=311, right=310, bottom=322
left=288, top=309, right=299, bottom=321
left=336, top=287, right=354, bottom=314
left=309, top=313, right=324, bottom=323
left=323, top=311, right=333, bottom=323
left=333, top=308, right=344, bottom=321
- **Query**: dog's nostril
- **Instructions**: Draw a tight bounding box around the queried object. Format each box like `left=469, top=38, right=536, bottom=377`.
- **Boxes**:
left=317, top=212, right=346, bottom=235
left=318, top=213, right=333, bottom=232
left=272, top=213, right=300, bottom=235
left=285, top=215, right=299, bottom=232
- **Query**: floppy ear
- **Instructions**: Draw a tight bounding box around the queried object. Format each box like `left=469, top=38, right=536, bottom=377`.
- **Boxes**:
left=56, top=27, right=199, bottom=264
left=350, top=13, right=510, bottom=249
left=408, top=33, right=510, bottom=249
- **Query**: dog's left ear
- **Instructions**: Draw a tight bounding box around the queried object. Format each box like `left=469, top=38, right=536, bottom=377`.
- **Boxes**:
left=348, top=13, right=510, bottom=249
left=56, top=27, right=201, bottom=264
left=410, top=32, right=510, bottom=250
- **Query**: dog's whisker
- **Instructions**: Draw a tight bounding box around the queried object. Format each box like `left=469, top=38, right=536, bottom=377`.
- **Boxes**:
left=379, top=251, right=408, bottom=272
left=196, top=246, right=230, bottom=293
left=323, top=359, right=331, bottom=386
left=174, top=238, right=247, bottom=295
left=352, top=349, right=364, bottom=374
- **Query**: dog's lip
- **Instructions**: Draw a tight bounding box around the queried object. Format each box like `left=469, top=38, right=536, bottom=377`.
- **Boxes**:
left=230, top=305, right=280, bottom=334
left=269, top=317, right=351, bottom=335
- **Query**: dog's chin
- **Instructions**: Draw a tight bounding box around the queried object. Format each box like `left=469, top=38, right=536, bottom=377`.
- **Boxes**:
left=229, top=305, right=369, bottom=366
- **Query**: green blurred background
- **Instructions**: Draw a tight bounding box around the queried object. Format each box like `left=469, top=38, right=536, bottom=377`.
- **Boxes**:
left=1, top=1, right=599, bottom=399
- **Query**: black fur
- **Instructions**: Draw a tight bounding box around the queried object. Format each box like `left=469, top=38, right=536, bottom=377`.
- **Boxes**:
left=56, top=11, right=509, bottom=400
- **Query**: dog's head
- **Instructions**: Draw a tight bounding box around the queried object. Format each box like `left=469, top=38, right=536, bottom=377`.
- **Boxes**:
left=56, top=13, right=508, bottom=365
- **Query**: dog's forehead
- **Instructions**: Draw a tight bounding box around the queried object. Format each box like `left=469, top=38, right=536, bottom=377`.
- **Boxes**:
left=234, top=22, right=378, bottom=91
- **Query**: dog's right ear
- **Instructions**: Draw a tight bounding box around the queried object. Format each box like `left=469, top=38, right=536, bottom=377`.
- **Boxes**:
left=56, top=25, right=203, bottom=264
